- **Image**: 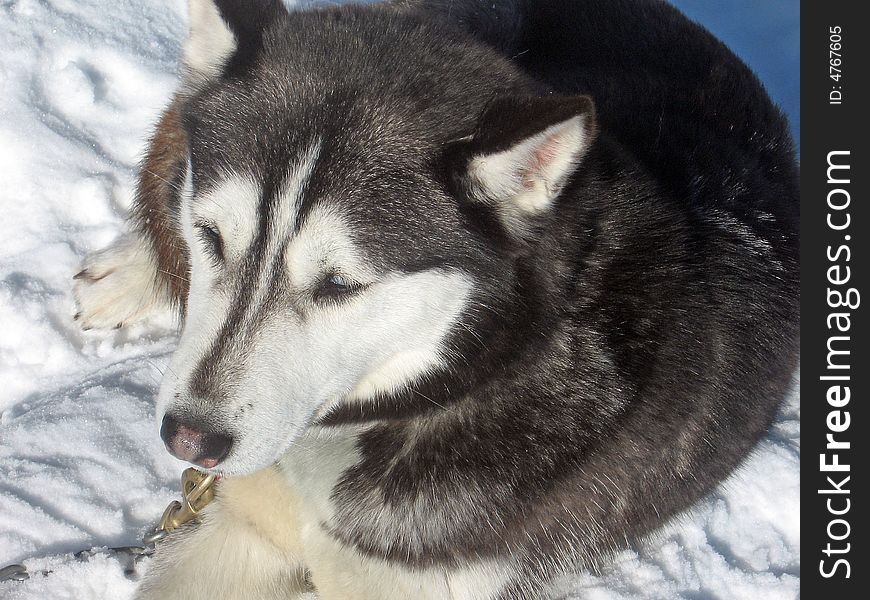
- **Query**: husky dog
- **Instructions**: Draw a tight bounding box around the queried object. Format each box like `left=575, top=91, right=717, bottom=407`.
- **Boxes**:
left=73, top=0, right=799, bottom=597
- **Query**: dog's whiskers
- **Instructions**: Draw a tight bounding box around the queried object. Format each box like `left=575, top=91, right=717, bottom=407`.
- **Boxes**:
left=412, top=388, right=453, bottom=413
left=158, top=269, right=190, bottom=283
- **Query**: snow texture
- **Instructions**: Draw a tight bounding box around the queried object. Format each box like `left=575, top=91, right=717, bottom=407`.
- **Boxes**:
left=0, top=1, right=799, bottom=598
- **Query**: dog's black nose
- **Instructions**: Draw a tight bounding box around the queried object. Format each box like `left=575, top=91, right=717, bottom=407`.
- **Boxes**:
left=160, top=414, right=233, bottom=469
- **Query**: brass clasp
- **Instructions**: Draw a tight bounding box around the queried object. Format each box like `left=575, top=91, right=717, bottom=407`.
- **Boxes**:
left=143, top=468, right=218, bottom=545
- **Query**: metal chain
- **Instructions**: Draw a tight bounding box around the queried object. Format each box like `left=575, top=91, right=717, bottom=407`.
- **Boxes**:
left=0, top=468, right=218, bottom=583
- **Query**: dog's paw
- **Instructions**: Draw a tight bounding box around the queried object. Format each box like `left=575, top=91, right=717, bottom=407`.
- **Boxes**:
left=73, top=234, right=165, bottom=330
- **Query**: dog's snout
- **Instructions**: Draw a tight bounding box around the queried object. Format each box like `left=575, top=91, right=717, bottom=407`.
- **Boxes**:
left=160, top=414, right=233, bottom=469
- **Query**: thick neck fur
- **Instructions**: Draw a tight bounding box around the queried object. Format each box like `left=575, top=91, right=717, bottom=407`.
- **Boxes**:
left=316, top=138, right=680, bottom=570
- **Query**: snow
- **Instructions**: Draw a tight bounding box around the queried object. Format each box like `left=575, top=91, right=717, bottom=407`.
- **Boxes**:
left=0, top=0, right=799, bottom=598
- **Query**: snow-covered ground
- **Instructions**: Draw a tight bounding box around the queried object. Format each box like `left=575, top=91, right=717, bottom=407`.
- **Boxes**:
left=0, top=1, right=799, bottom=598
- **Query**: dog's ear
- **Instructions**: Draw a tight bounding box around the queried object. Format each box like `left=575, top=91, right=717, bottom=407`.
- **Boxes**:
left=448, top=95, right=597, bottom=242
left=184, top=0, right=285, bottom=81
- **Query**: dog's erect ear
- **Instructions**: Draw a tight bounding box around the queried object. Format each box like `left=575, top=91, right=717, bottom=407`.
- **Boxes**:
left=184, top=0, right=284, bottom=81
left=450, top=96, right=597, bottom=242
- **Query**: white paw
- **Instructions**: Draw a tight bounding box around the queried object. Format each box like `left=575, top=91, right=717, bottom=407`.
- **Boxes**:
left=73, top=234, right=165, bottom=330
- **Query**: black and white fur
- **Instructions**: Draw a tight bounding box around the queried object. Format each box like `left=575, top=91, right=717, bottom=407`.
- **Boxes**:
left=73, top=0, right=799, bottom=598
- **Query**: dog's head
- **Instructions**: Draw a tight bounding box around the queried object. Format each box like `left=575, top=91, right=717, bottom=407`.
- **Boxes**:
left=158, top=0, right=597, bottom=474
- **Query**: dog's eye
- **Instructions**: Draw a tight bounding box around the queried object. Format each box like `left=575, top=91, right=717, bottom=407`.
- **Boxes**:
left=195, top=222, right=224, bottom=263
left=314, top=273, right=361, bottom=301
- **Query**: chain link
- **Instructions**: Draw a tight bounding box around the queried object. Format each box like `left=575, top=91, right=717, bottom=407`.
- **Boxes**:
left=1, top=468, right=218, bottom=584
